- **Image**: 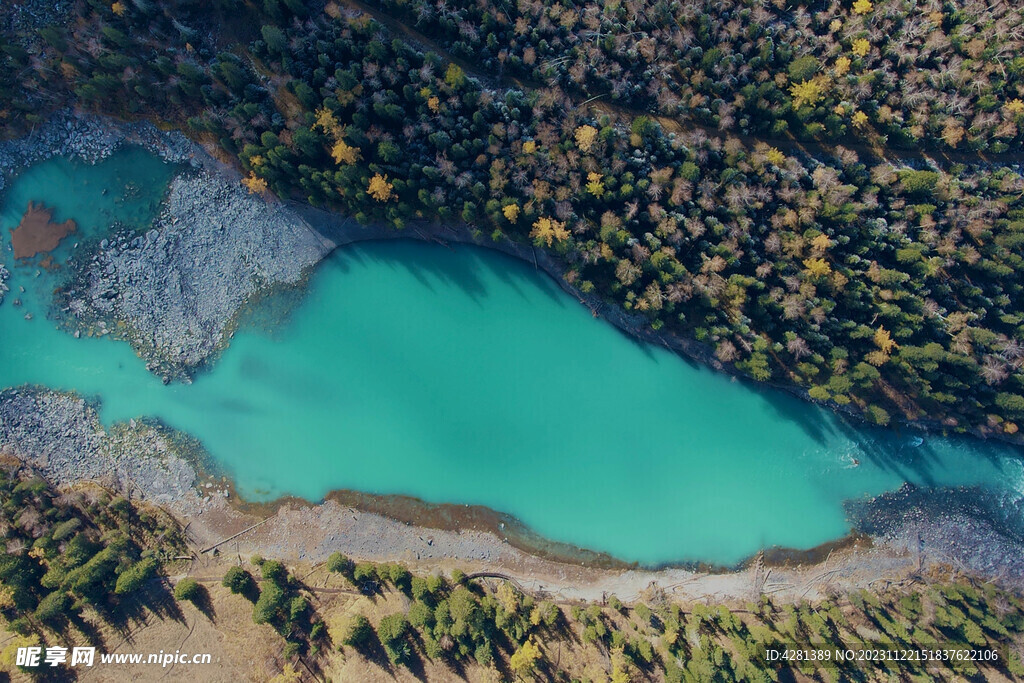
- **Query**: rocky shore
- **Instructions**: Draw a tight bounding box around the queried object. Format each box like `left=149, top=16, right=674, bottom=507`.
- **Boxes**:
left=0, top=109, right=196, bottom=193
left=62, top=170, right=333, bottom=379
left=0, top=387, right=200, bottom=512
left=0, top=109, right=338, bottom=380
left=849, top=484, right=1024, bottom=587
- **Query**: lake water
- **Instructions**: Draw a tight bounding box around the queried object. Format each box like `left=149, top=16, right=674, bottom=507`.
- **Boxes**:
left=2, top=149, right=1022, bottom=565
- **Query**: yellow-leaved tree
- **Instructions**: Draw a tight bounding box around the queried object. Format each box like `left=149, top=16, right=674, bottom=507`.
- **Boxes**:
left=503, top=203, right=520, bottom=222
left=530, top=217, right=570, bottom=247
left=803, top=257, right=832, bottom=280
left=874, top=326, right=898, bottom=354
left=610, top=647, right=634, bottom=683
left=852, top=0, right=873, bottom=15
left=367, top=173, right=394, bottom=202
left=765, top=147, right=786, bottom=166
left=585, top=172, right=606, bottom=197
left=509, top=639, right=541, bottom=677
left=867, top=326, right=898, bottom=365
left=331, top=140, right=360, bottom=165
left=269, top=663, right=303, bottom=683
left=314, top=107, right=339, bottom=136
left=852, top=39, right=871, bottom=58
left=242, top=173, right=268, bottom=194
left=496, top=582, right=520, bottom=613
left=574, top=125, right=598, bottom=153
left=790, top=79, right=826, bottom=109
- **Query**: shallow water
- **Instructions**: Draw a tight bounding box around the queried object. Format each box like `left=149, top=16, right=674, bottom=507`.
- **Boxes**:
left=2, top=150, right=1022, bottom=565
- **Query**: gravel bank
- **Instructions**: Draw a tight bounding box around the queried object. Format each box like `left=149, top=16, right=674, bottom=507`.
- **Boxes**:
left=63, top=171, right=333, bottom=379
left=0, top=1, right=73, bottom=37
left=0, top=109, right=196, bottom=194
left=849, top=484, right=1024, bottom=590
left=0, top=264, right=8, bottom=306
left=0, top=387, right=200, bottom=511
left=0, top=110, right=333, bottom=379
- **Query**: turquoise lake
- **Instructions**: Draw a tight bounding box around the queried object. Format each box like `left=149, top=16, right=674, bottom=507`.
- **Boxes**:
left=2, top=149, right=1023, bottom=565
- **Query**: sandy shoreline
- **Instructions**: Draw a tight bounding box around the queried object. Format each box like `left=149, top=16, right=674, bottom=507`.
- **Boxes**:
left=1, top=110, right=1023, bottom=605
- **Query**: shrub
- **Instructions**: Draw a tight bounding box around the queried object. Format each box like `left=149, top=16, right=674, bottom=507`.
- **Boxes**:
left=33, top=591, right=71, bottom=623
left=339, top=614, right=373, bottom=648
left=260, top=560, right=287, bottom=585
left=408, top=601, right=434, bottom=629
left=174, top=578, right=202, bottom=604
left=222, top=566, right=255, bottom=595
left=325, top=552, right=349, bottom=574
left=377, top=613, right=408, bottom=644
left=353, top=563, right=377, bottom=583
left=253, top=582, right=285, bottom=625
left=289, top=596, right=308, bottom=622
left=378, top=613, right=410, bottom=665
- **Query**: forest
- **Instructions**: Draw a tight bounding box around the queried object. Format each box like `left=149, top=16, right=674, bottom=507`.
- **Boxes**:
left=3, top=462, right=1022, bottom=681
left=0, top=461, right=191, bottom=665
left=317, top=553, right=1024, bottom=681
left=3, top=0, right=1024, bottom=436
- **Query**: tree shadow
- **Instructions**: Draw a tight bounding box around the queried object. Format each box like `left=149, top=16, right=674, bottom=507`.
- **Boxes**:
left=346, top=630, right=394, bottom=675
left=332, top=240, right=493, bottom=305
left=68, top=611, right=107, bottom=649
left=99, top=579, right=186, bottom=635
left=239, top=580, right=260, bottom=604
left=186, top=584, right=216, bottom=622
left=295, top=200, right=567, bottom=308
left=750, top=380, right=839, bottom=448
left=828, top=415, right=946, bottom=486
left=546, top=609, right=581, bottom=645
left=398, top=641, right=429, bottom=682
left=438, top=651, right=469, bottom=679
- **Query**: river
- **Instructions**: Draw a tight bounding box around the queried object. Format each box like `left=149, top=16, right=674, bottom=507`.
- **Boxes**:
left=1, top=148, right=1022, bottom=565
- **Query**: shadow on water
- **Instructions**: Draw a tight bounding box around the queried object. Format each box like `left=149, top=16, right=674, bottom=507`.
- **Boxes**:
left=480, top=246, right=567, bottom=307
left=750, top=380, right=838, bottom=447
left=726, top=369, right=1020, bottom=486
left=832, top=410, right=1023, bottom=485
left=331, top=241, right=493, bottom=304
